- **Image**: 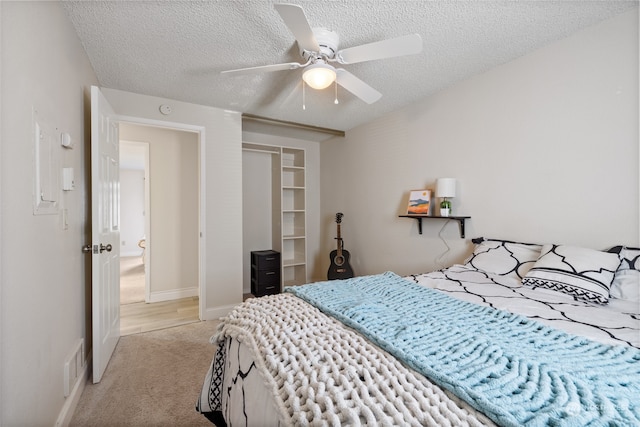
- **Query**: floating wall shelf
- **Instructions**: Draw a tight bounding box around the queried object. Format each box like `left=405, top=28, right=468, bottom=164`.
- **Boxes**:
left=398, top=215, right=471, bottom=238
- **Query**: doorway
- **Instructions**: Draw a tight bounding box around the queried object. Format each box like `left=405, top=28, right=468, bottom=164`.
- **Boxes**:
left=118, top=123, right=200, bottom=335
left=119, top=140, right=148, bottom=310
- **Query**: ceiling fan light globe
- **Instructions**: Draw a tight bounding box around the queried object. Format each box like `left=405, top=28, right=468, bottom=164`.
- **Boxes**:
left=303, top=63, right=336, bottom=90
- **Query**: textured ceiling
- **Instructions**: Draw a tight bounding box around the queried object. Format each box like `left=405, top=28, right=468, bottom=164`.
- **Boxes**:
left=63, top=1, right=637, bottom=132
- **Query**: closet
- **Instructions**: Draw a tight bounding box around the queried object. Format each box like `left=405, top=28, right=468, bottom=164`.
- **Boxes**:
left=243, top=142, right=307, bottom=291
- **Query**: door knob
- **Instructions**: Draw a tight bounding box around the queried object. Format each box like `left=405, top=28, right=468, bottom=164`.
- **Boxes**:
left=100, top=244, right=113, bottom=253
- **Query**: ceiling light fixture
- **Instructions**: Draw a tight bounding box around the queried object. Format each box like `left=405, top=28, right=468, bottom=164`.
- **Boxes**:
left=303, top=63, right=337, bottom=90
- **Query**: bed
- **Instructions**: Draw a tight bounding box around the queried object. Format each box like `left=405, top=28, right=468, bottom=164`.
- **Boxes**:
left=196, top=238, right=640, bottom=426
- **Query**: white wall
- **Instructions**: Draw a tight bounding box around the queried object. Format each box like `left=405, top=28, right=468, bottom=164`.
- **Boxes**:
left=0, top=2, right=98, bottom=425
left=120, top=169, right=145, bottom=256
left=242, top=149, right=274, bottom=293
left=320, top=9, right=639, bottom=278
left=119, top=124, right=199, bottom=298
left=102, top=88, right=243, bottom=318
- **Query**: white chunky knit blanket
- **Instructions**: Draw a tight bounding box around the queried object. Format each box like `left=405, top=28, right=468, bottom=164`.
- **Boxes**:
left=209, top=292, right=495, bottom=426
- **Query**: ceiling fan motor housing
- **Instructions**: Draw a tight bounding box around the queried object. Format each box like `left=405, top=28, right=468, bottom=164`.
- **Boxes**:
left=301, top=28, right=339, bottom=60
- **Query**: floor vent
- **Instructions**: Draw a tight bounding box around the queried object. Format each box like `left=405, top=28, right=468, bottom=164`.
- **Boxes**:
left=64, top=339, right=85, bottom=397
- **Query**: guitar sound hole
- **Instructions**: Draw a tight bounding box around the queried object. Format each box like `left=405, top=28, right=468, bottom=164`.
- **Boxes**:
left=334, top=256, right=344, bottom=266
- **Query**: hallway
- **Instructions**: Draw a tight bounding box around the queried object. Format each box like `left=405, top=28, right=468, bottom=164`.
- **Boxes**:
left=120, top=256, right=199, bottom=336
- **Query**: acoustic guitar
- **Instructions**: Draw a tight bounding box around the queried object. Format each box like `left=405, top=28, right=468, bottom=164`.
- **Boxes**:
left=327, top=213, right=354, bottom=280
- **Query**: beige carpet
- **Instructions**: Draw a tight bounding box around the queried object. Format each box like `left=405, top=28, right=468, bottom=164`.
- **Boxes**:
left=70, top=320, right=220, bottom=427
left=120, top=256, right=145, bottom=305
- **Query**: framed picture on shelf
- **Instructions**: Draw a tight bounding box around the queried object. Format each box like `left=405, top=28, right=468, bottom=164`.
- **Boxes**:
left=406, top=190, right=431, bottom=215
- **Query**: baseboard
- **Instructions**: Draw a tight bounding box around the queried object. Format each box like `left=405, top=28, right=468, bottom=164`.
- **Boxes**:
left=121, top=251, right=143, bottom=257
left=55, top=350, right=92, bottom=427
left=148, top=286, right=198, bottom=303
left=202, top=303, right=239, bottom=320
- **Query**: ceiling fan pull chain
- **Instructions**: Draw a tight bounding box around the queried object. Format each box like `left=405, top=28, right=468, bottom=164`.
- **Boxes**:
left=334, top=80, right=339, bottom=105
left=302, top=79, right=306, bottom=110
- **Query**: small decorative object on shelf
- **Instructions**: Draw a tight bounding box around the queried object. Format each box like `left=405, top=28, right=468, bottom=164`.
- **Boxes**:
left=440, top=199, right=452, bottom=217
left=436, top=178, right=456, bottom=217
left=406, top=189, right=432, bottom=215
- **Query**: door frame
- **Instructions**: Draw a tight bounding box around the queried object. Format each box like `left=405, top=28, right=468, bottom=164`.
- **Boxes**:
left=117, top=115, right=206, bottom=320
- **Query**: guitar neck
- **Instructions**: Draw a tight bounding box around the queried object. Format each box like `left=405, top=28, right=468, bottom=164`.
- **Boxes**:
left=336, top=223, right=343, bottom=255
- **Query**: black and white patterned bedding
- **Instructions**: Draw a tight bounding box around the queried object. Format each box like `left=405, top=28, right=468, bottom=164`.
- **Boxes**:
left=197, top=239, right=640, bottom=426
left=409, top=264, right=639, bottom=348
left=199, top=336, right=283, bottom=426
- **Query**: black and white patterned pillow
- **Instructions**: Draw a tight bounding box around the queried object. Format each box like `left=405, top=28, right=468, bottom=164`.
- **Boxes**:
left=607, top=246, right=640, bottom=302
left=523, top=244, right=621, bottom=304
left=464, top=238, right=543, bottom=281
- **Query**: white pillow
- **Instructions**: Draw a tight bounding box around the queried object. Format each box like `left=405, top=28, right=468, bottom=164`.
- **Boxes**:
left=464, top=238, right=542, bottom=281
left=609, top=246, right=640, bottom=302
left=522, top=244, right=621, bottom=304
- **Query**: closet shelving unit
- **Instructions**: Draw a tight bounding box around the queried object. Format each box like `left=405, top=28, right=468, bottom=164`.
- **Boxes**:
left=243, top=143, right=307, bottom=289
left=280, top=148, right=307, bottom=286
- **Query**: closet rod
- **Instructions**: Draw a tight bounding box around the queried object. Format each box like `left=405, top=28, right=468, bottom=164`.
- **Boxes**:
left=242, top=147, right=278, bottom=155
left=242, top=113, right=345, bottom=137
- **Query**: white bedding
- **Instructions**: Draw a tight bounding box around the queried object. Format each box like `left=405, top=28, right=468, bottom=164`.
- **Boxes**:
left=199, top=292, right=497, bottom=427
left=197, top=264, right=639, bottom=426
left=409, top=264, right=639, bottom=349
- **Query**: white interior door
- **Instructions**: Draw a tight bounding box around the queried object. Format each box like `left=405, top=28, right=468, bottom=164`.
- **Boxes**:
left=91, top=85, right=121, bottom=383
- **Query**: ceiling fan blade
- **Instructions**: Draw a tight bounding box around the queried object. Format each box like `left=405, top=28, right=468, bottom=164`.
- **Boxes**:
left=335, top=68, right=382, bottom=104
left=221, top=62, right=303, bottom=76
left=274, top=3, right=320, bottom=53
left=336, top=33, right=422, bottom=64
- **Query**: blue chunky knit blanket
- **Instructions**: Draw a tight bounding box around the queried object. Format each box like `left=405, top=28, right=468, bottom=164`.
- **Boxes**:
left=285, top=272, right=640, bottom=427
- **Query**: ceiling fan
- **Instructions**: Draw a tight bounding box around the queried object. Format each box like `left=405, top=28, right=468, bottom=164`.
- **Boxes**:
left=221, top=3, right=423, bottom=104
